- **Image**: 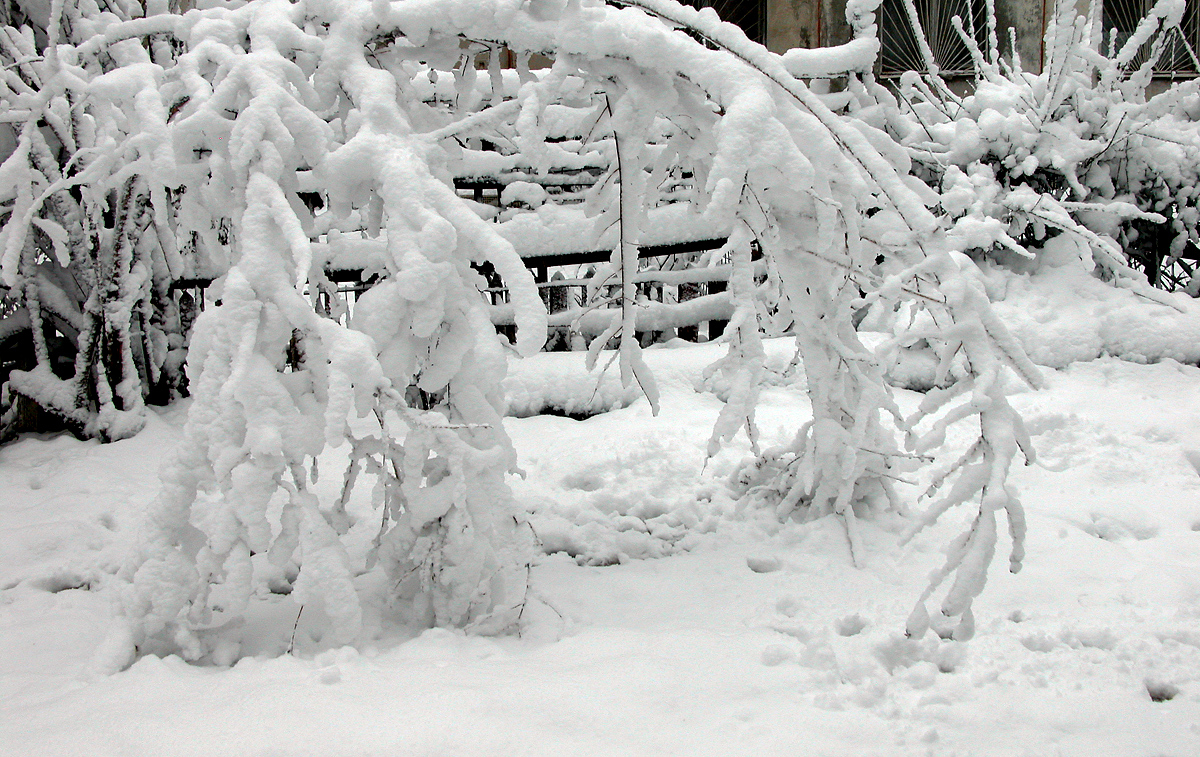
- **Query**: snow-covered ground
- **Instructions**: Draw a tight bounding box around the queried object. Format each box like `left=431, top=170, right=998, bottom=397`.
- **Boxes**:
left=2, top=337, right=1200, bottom=756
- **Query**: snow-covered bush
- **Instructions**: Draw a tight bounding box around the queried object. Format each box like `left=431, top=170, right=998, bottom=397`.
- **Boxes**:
left=860, top=0, right=1200, bottom=294
left=89, top=0, right=1043, bottom=662
left=0, top=0, right=192, bottom=442
left=114, top=0, right=550, bottom=659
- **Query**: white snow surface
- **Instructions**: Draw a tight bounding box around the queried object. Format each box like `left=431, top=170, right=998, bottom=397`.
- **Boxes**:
left=3, top=340, right=1200, bottom=755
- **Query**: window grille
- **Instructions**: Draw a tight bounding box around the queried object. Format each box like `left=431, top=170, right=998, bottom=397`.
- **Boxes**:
left=878, top=0, right=987, bottom=76
left=1102, top=0, right=1199, bottom=75
left=680, top=0, right=768, bottom=45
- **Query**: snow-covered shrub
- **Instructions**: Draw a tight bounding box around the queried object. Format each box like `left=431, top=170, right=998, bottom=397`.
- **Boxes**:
left=501, top=0, right=1043, bottom=643
left=860, top=0, right=1200, bottom=294
left=834, top=0, right=1200, bottom=639
left=114, top=0, right=550, bottom=659
left=0, top=0, right=192, bottom=442
left=97, top=0, right=1043, bottom=661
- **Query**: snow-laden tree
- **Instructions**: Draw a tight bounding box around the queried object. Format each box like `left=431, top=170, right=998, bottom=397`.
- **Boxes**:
left=82, top=0, right=1045, bottom=663
left=0, top=0, right=193, bottom=442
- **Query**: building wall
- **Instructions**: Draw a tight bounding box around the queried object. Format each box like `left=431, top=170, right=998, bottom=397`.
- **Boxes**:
left=765, top=0, right=819, bottom=52
left=995, top=0, right=1048, bottom=73
left=764, top=0, right=849, bottom=53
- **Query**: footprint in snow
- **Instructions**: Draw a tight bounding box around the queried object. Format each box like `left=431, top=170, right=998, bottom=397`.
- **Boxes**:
left=746, top=555, right=782, bottom=573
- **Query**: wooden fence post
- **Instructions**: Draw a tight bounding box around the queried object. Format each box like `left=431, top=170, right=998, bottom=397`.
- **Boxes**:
left=678, top=282, right=700, bottom=342
left=706, top=280, right=727, bottom=340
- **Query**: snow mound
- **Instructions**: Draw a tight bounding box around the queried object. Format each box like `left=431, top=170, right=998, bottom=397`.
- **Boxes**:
left=503, top=339, right=803, bottom=418
left=991, top=265, right=1200, bottom=368
left=859, top=265, right=1200, bottom=391
left=503, top=340, right=815, bottom=564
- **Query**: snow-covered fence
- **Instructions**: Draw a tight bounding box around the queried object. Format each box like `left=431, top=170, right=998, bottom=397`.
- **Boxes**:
left=490, top=259, right=740, bottom=344
left=173, top=159, right=742, bottom=347
left=168, top=221, right=738, bottom=346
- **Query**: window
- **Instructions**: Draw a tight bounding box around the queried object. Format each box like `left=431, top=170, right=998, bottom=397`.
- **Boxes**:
left=680, top=0, right=768, bottom=45
left=878, top=0, right=987, bottom=77
left=1103, top=0, right=1199, bottom=75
